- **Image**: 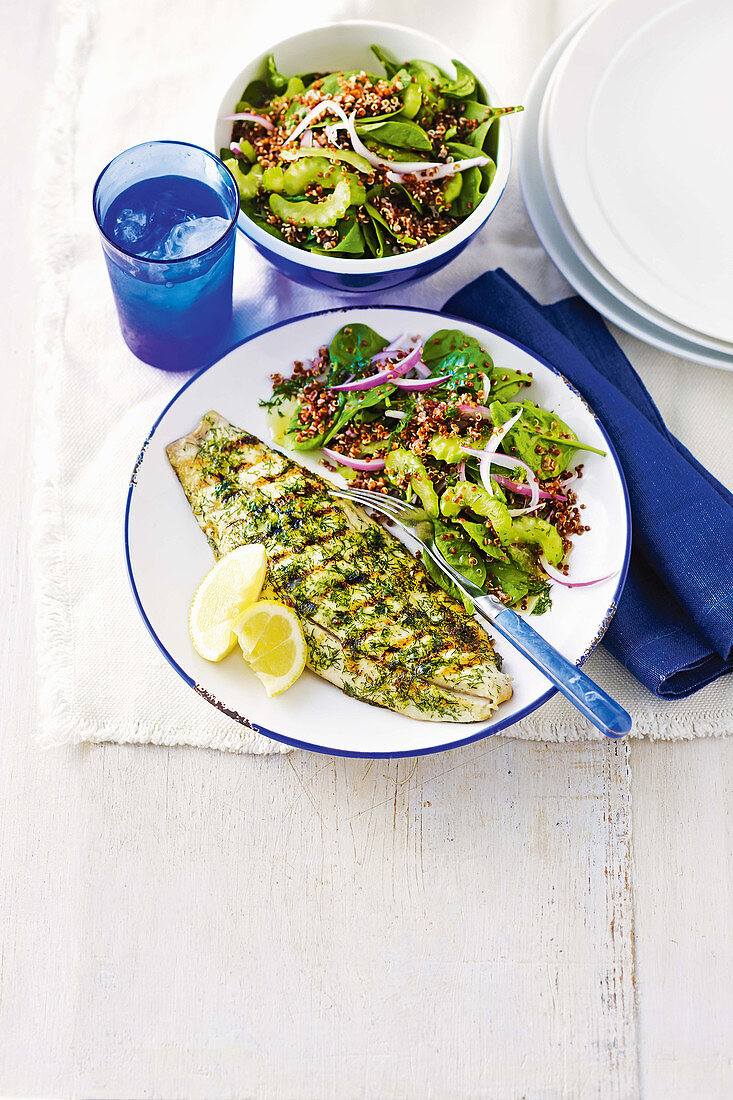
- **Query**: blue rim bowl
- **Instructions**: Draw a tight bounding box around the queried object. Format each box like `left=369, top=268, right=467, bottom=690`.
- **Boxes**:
left=213, top=20, right=513, bottom=292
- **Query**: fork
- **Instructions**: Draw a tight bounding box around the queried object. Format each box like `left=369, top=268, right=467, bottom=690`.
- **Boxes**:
left=333, top=486, right=631, bottom=739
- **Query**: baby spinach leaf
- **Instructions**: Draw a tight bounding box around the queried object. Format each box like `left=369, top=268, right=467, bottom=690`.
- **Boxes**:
left=461, top=100, right=495, bottom=123
left=479, top=156, right=497, bottom=196
left=470, top=116, right=498, bottom=152
left=310, top=216, right=365, bottom=257
left=469, top=106, right=523, bottom=175
left=370, top=44, right=402, bottom=80
left=505, top=543, right=539, bottom=575
left=404, top=60, right=446, bottom=120
left=465, top=112, right=501, bottom=191
left=353, top=105, right=402, bottom=125
left=363, top=138, right=423, bottom=163
left=433, top=517, right=487, bottom=589
left=406, top=58, right=445, bottom=83
left=483, top=558, right=534, bottom=605
left=334, top=217, right=366, bottom=254
left=400, top=82, right=422, bottom=119
left=445, top=141, right=483, bottom=216
left=284, top=76, right=305, bottom=98
left=440, top=59, right=477, bottom=99
left=357, top=118, right=432, bottom=151
left=422, top=332, right=494, bottom=394
left=421, top=546, right=473, bottom=612
left=315, top=70, right=381, bottom=97
left=458, top=520, right=510, bottom=563
left=323, top=383, right=395, bottom=443
left=490, top=400, right=606, bottom=479
left=386, top=180, right=423, bottom=213
left=365, top=201, right=417, bottom=247
left=437, top=354, right=490, bottom=395
left=285, top=405, right=326, bottom=451
left=489, top=366, right=533, bottom=402
left=265, top=54, right=288, bottom=92
left=438, top=171, right=463, bottom=211
left=238, top=79, right=269, bottom=108
left=503, top=545, right=563, bottom=613
left=363, top=212, right=389, bottom=257
left=328, top=323, right=389, bottom=373
left=423, top=329, right=492, bottom=367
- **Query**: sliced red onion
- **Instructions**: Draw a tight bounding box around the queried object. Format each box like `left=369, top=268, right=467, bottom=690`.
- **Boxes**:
left=329, top=342, right=424, bottom=392
left=372, top=336, right=431, bottom=378
left=479, top=372, right=491, bottom=402
left=485, top=453, right=542, bottom=515
left=284, top=100, right=350, bottom=145
left=328, top=112, right=456, bottom=176
left=221, top=111, right=274, bottom=131
left=330, top=369, right=395, bottom=393
left=539, top=555, right=618, bottom=589
left=457, top=460, right=466, bottom=481
left=461, top=412, right=540, bottom=515
left=492, top=473, right=567, bottom=502
left=285, top=102, right=490, bottom=182
left=229, top=141, right=245, bottom=156
left=299, top=128, right=314, bottom=148
left=384, top=155, right=490, bottom=184
left=393, top=373, right=450, bottom=391
left=329, top=116, right=389, bottom=169
left=371, top=333, right=410, bottom=362
left=380, top=342, right=425, bottom=377
left=322, top=448, right=386, bottom=472
left=458, top=402, right=492, bottom=420
left=481, top=409, right=539, bottom=515
left=488, top=409, right=524, bottom=448
left=385, top=410, right=406, bottom=420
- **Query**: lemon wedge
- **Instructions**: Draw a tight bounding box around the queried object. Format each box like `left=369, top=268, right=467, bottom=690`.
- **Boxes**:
left=234, top=600, right=307, bottom=696
left=188, top=544, right=267, bottom=661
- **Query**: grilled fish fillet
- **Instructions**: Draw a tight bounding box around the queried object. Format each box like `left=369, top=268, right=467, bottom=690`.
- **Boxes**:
left=167, top=412, right=512, bottom=722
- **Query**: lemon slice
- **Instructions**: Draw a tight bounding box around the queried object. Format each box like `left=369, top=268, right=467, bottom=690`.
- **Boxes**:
left=234, top=600, right=307, bottom=696
left=188, top=545, right=267, bottom=661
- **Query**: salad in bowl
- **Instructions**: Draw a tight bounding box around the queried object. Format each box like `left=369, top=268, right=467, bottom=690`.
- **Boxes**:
left=214, top=22, right=521, bottom=288
left=219, top=46, right=521, bottom=260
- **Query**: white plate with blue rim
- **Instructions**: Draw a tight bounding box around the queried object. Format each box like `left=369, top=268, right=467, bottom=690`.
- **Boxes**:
left=125, top=306, right=631, bottom=757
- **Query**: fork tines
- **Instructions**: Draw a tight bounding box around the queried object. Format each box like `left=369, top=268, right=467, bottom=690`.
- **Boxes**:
left=332, top=486, right=410, bottom=517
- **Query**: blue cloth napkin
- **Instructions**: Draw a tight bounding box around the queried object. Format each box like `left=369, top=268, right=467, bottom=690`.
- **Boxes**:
left=446, top=269, right=733, bottom=698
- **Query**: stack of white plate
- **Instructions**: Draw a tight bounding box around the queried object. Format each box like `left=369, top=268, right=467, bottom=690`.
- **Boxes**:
left=518, top=0, right=733, bottom=370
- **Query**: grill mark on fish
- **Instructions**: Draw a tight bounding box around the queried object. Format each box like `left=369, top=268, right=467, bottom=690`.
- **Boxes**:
left=166, top=412, right=512, bottom=723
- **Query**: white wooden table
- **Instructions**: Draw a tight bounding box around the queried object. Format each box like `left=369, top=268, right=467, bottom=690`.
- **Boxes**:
left=2, top=3, right=732, bottom=1097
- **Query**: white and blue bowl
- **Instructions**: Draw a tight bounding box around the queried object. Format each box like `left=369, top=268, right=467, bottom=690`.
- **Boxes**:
left=214, top=20, right=512, bottom=293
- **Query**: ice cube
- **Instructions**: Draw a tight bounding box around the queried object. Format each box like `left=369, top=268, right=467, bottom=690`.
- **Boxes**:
left=143, top=216, right=230, bottom=260
left=114, top=206, right=149, bottom=245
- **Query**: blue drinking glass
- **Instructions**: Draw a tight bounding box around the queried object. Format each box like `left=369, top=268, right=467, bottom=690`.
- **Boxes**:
left=93, top=141, right=239, bottom=371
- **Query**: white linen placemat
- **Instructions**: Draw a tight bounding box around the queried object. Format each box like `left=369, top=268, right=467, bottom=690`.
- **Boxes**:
left=32, top=0, right=733, bottom=752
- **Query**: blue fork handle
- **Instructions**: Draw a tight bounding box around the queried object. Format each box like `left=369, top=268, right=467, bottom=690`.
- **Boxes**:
left=477, top=600, right=632, bottom=739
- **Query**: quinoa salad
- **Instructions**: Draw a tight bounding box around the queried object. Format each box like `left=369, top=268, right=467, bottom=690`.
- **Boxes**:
left=262, top=324, right=614, bottom=614
left=219, top=47, right=522, bottom=258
